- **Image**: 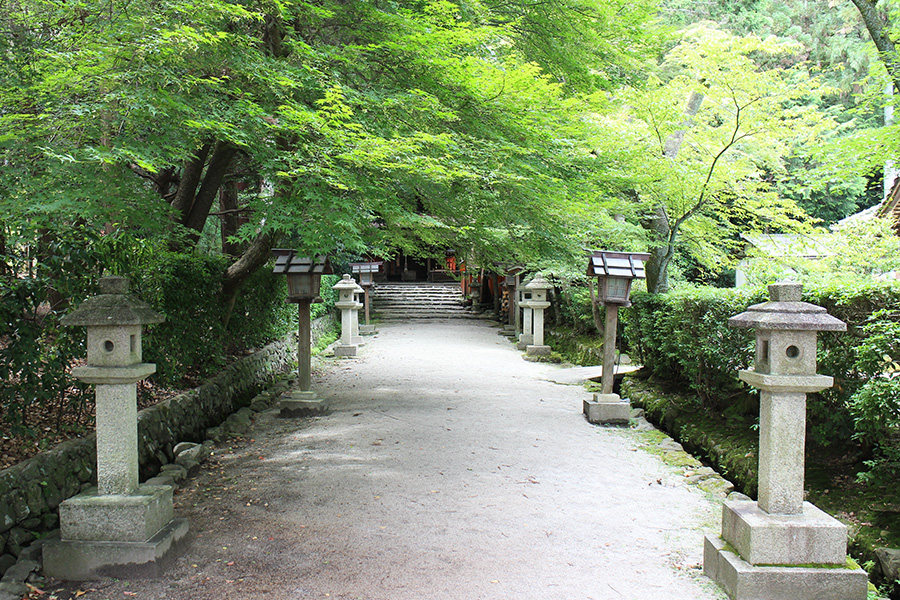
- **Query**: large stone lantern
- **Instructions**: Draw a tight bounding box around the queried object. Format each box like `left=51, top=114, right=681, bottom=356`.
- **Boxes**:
left=43, top=276, right=188, bottom=580
left=333, top=274, right=362, bottom=357
left=704, top=282, right=868, bottom=600
left=272, top=250, right=333, bottom=416
left=524, top=275, right=552, bottom=357
left=583, top=250, right=650, bottom=425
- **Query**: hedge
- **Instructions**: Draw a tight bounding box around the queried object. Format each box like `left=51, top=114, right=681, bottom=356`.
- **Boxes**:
left=621, top=281, right=900, bottom=483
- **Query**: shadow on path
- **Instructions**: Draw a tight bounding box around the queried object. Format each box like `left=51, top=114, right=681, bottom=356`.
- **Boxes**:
left=55, top=320, right=727, bottom=600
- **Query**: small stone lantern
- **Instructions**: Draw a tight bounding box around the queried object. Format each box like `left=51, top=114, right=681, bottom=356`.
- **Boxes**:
left=583, top=251, right=650, bottom=425
left=524, top=275, right=552, bottom=356
left=43, top=276, right=188, bottom=580
left=333, top=274, right=361, bottom=357
left=704, top=282, right=868, bottom=600
left=350, top=260, right=383, bottom=334
left=272, top=250, right=333, bottom=416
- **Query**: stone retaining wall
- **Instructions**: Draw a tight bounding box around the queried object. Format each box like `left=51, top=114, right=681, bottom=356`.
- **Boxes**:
left=0, top=316, right=332, bottom=569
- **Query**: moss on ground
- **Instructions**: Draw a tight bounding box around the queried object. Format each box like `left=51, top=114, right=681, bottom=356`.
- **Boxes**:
left=620, top=376, right=900, bottom=598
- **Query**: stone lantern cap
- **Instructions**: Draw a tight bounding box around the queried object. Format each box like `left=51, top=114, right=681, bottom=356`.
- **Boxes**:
left=60, top=277, right=164, bottom=327
left=524, top=274, right=551, bottom=291
left=728, top=282, right=846, bottom=332
left=333, top=274, right=359, bottom=292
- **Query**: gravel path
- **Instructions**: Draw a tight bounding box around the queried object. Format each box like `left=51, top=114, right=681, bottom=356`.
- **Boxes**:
left=58, top=319, right=727, bottom=600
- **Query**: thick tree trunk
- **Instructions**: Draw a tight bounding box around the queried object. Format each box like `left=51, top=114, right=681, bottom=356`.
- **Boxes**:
left=222, top=232, right=278, bottom=301
left=183, top=142, right=238, bottom=238
left=643, top=205, right=673, bottom=294
left=850, top=0, right=900, bottom=93
left=170, top=144, right=211, bottom=222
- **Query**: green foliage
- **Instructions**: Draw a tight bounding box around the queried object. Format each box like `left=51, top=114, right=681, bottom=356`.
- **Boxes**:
left=623, top=286, right=765, bottom=408
left=0, top=225, right=101, bottom=431
left=131, top=252, right=231, bottom=383
left=311, top=275, right=339, bottom=321
left=622, top=281, right=900, bottom=483
left=616, top=23, right=829, bottom=290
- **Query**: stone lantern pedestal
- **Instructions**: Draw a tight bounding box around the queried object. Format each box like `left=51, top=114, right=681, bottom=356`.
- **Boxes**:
left=516, top=286, right=533, bottom=351
left=351, top=282, right=365, bottom=345
left=333, top=275, right=361, bottom=357
left=43, top=277, right=188, bottom=580
left=524, top=275, right=551, bottom=357
left=703, top=283, right=868, bottom=600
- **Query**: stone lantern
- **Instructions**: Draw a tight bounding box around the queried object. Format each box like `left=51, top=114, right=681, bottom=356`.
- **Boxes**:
left=524, top=275, right=552, bottom=357
left=272, top=250, right=333, bottom=416
left=43, top=276, right=188, bottom=580
left=583, top=250, right=650, bottom=425
left=350, top=260, right=383, bottom=334
left=333, top=274, right=362, bottom=357
left=704, top=282, right=868, bottom=600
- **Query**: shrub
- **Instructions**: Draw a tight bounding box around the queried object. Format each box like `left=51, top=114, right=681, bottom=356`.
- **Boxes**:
left=621, top=281, right=900, bottom=483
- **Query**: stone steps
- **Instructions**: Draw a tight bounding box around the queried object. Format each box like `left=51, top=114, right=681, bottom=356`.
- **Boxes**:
left=371, top=283, right=470, bottom=320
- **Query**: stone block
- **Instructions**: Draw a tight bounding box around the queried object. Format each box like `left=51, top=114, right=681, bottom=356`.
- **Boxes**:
left=0, top=556, right=14, bottom=578
left=159, top=464, right=187, bottom=483
left=359, top=325, right=377, bottom=335
left=525, top=344, right=551, bottom=356
left=333, top=344, right=358, bottom=358
left=43, top=517, right=188, bottom=580
left=722, top=500, right=848, bottom=565
left=0, top=559, right=37, bottom=583
left=59, top=485, right=174, bottom=543
left=704, top=535, right=868, bottom=600
left=280, top=390, right=329, bottom=418
left=583, top=394, right=631, bottom=425
left=875, top=547, right=900, bottom=581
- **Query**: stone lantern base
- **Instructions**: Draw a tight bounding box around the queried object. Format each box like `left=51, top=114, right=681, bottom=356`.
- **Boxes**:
left=43, top=484, right=189, bottom=580
left=280, top=389, right=329, bottom=417
left=703, top=498, right=868, bottom=600
left=516, top=333, right=532, bottom=351
left=333, top=343, right=358, bottom=357
left=583, top=393, right=631, bottom=425
left=525, top=344, right=551, bottom=356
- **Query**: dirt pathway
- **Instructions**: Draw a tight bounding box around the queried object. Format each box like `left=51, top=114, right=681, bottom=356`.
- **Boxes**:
left=57, top=320, right=726, bottom=600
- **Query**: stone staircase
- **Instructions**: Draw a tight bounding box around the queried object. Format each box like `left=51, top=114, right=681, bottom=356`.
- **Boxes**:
left=370, top=282, right=470, bottom=320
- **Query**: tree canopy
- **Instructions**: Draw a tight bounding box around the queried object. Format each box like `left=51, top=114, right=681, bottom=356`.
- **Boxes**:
left=0, top=0, right=662, bottom=303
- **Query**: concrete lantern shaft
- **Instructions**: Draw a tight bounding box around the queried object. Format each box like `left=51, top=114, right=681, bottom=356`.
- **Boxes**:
left=61, top=277, right=163, bottom=496
left=729, top=282, right=845, bottom=515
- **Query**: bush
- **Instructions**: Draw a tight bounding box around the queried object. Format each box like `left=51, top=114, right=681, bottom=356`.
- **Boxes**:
left=1, top=229, right=325, bottom=432
left=621, top=281, right=900, bottom=484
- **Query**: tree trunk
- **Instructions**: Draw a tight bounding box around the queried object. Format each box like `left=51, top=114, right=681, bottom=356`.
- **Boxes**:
left=850, top=0, right=900, bottom=93
left=641, top=91, right=704, bottom=293
left=183, top=141, right=238, bottom=239
left=222, top=231, right=278, bottom=309
left=219, top=180, right=244, bottom=257
left=588, top=278, right=605, bottom=336
left=170, top=143, right=211, bottom=222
